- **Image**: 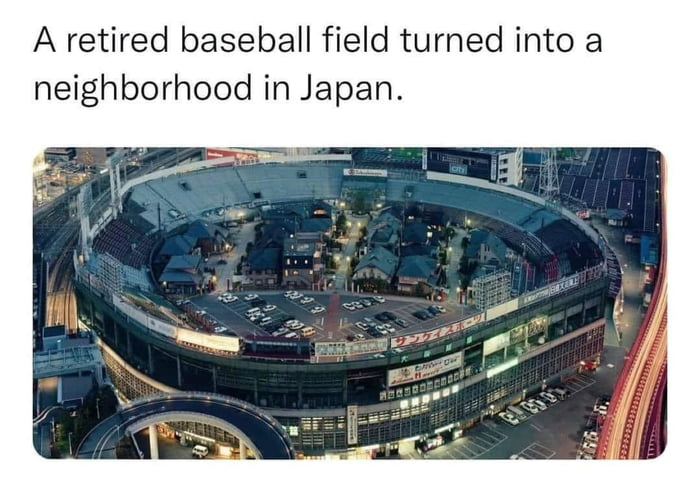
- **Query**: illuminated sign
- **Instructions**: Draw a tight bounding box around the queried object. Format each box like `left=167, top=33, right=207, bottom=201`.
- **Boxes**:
left=314, top=338, right=388, bottom=357
left=549, top=275, right=579, bottom=296
left=390, top=313, right=483, bottom=349
left=342, top=168, right=388, bottom=178
left=176, top=328, right=240, bottom=353
left=347, top=405, right=358, bottom=445
left=483, top=331, right=510, bottom=356
left=449, top=164, right=468, bottom=176
left=147, top=316, right=177, bottom=339
left=387, top=352, right=463, bottom=387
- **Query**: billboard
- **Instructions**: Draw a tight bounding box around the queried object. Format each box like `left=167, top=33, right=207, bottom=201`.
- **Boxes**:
left=177, top=328, right=241, bottom=353
left=483, top=331, right=510, bottom=356
left=387, top=352, right=463, bottom=388
left=485, top=298, right=519, bottom=321
left=347, top=405, right=358, bottom=445
left=146, top=316, right=177, bottom=339
left=390, top=313, right=483, bottom=349
left=342, top=168, right=388, bottom=178
left=205, top=148, right=260, bottom=162
left=314, top=338, right=388, bottom=357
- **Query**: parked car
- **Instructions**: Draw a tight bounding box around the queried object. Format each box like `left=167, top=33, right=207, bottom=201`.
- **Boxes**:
left=300, top=297, right=314, bottom=305
left=538, top=392, right=558, bottom=404
left=354, top=333, right=366, bottom=341
left=262, top=304, right=277, bottom=312
left=372, top=295, right=386, bottom=303
left=394, top=318, right=409, bottom=328
left=498, top=412, right=520, bottom=426
left=360, top=299, right=373, bottom=307
left=310, top=305, right=326, bottom=314
left=342, top=303, right=356, bottom=311
left=530, top=399, right=548, bottom=411
left=355, top=322, right=368, bottom=330
left=519, top=401, right=539, bottom=415
left=244, top=293, right=259, bottom=301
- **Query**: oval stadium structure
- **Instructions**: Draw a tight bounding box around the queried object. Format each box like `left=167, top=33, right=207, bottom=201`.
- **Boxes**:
left=74, top=152, right=611, bottom=457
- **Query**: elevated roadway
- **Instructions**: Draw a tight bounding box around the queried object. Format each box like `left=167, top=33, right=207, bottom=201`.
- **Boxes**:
left=596, top=157, right=666, bottom=459
left=76, top=392, right=295, bottom=460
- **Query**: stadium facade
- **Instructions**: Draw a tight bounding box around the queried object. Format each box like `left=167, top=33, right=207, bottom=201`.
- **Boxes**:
left=73, top=151, right=613, bottom=457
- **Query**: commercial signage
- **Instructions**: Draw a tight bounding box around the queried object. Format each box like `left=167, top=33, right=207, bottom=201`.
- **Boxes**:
left=549, top=275, right=579, bottom=296
left=146, top=316, right=177, bottom=339
left=519, top=287, right=551, bottom=307
left=177, top=328, right=241, bottom=353
left=390, top=313, right=483, bottom=349
left=387, top=352, right=463, bottom=388
left=205, top=148, right=260, bottom=163
left=483, top=331, right=510, bottom=356
left=347, top=405, right=358, bottom=445
left=485, top=298, right=519, bottom=321
left=449, top=164, right=468, bottom=176
left=314, top=338, right=388, bottom=357
left=342, top=168, right=388, bottom=178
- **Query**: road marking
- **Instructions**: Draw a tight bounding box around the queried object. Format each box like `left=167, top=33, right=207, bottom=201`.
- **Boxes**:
left=530, top=422, right=542, bottom=432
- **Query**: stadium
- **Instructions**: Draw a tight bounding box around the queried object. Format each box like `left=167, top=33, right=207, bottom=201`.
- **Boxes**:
left=70, top=148, right=652, bottom=458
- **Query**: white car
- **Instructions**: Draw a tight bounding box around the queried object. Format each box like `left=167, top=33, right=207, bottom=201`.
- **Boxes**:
left=384, top=325, right=396, bottom=333
left=581, top=441, right=597, bottom=453
left=539, top=392, right=558, bottom=404
left=214, top=326, right=227, bottom=333
left=435, top=305, right=446, bottom=313
left=288, top=293, right=303, bottom=300
left=355, top=322, right=368, bottom=330
left=217, top=293, right=232, bottom=302
left=509, top=454, right=525, bottom=460
left=223, top=296, right=238, bottom=304
left=300, top=297, right=314, bottom=305
left=288, top=321, right=305, bottom=331
left=594, top=404, right=608, bottom=415
left=310, top=306, right=326, bottom=314
left=498, top=412, right=520, bottom=426
left=354, top=333, right=366, bottom=341
left=283, top=290, right=296, bottom=298
left=373, top=295, right=386, bottom=303
left=271, top=328, right=289, bottom=337
left=244, top=294, right=259, bottom=301
left=519, top=401, right=539, bottom=415
left=583, top=431, right=599, bottom=442
left=530, top=399, right=548, bottom=411
left=351, top=301, right=363, bottom=309
left=342, top=303, right=356, bottom=311
left=262, top=304, right=276, bottom=312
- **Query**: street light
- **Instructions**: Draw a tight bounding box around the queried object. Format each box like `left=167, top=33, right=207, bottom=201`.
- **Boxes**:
left=96, top=397, right=101, bottom=420
left=68, top=431, right=73, bottom=456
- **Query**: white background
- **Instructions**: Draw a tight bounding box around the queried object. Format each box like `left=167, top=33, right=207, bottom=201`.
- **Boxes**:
left=1, top=0, right=698, bottom=486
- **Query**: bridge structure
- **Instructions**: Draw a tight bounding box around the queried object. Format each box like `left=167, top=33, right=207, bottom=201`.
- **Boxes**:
left=33, top=344, right=104, bottom=381
left=596, top=157, right=667, bottom=459
left=76, top=391, right=295, bottom=460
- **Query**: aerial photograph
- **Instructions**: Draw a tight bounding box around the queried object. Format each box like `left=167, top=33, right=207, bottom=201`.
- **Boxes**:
left=32, top=147, right=666, bottom=460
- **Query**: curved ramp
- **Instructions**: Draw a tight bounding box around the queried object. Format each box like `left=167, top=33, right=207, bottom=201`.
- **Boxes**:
left=76, top=392, right=294, bottom=460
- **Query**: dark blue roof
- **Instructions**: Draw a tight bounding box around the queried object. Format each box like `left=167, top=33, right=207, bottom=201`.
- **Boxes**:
left=640, top=234, right=659, bottom=265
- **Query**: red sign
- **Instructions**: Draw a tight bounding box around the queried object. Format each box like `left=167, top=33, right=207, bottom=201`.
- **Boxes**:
left=390, top=313, right=483, bottom=349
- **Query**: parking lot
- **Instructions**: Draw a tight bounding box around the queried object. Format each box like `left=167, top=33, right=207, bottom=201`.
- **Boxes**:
left=393, top=371, right=610, bottom=460
left=401, top=424, right=508, bottom=460
left=187, top=290, right=472, bottom=342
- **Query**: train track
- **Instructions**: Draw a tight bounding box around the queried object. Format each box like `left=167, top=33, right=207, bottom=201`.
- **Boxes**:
left=45, top=234, right=78, bottom=331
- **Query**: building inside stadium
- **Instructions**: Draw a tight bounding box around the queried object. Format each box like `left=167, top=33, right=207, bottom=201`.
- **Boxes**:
left=72, top=149, right=624, bottom=458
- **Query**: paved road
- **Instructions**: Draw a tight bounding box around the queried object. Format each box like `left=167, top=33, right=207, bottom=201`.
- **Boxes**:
left=76, top=393, right=294, bottom=460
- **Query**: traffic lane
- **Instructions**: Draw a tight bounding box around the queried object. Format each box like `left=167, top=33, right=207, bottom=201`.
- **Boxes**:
left=123, top=399, right=292, bottom=459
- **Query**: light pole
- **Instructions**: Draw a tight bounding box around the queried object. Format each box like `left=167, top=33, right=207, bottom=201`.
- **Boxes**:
left=68, top=431, right=73, bottom=457
left=96, top=397, right=101, bottom=420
